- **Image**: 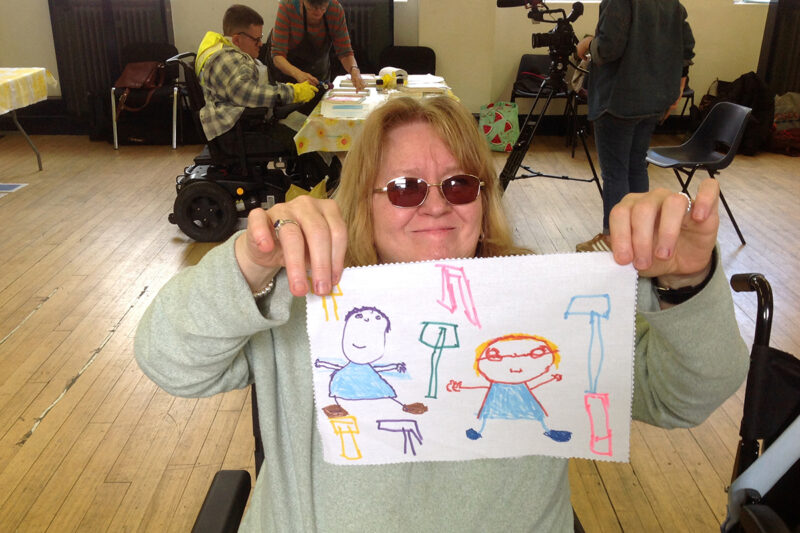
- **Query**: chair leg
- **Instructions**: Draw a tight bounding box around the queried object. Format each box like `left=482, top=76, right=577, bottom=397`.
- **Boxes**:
left=672, top=167, right=697, bottom=195
left=172, top=86, right=178, bottom=150
left=111, top=87, right=119, bottom=150
left=718, top=188, right=746, bottom=245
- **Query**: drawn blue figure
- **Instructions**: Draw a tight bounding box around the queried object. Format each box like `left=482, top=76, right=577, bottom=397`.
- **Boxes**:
left=447, top=333, right=572, bottom=443
left=315, top=306, right=428, bottom=418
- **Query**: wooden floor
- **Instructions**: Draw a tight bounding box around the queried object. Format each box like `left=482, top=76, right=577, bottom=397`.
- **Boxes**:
left=0, top=132, right=797, bottom=532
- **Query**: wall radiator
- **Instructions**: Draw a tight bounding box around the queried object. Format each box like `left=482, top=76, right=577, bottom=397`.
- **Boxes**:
left=341, top=0, right=393, bottom=73
left=48, top=0, right=172, bottom=117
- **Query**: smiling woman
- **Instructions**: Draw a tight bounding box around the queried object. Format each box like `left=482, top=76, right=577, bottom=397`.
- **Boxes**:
left=134, top=94, right=748, bottom=532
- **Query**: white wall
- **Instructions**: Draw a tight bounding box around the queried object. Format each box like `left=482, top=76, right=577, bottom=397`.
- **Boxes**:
left=0, top=0, right=770, bottom=114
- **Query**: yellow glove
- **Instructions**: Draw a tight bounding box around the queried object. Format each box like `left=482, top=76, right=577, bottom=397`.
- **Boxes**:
left=288, top=81, right=318, bottom=103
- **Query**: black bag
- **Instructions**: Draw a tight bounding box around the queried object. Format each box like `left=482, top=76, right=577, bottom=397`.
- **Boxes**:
left=696, top=72, right=775, bottom=155
left=114, top=61, right=166, bottom=119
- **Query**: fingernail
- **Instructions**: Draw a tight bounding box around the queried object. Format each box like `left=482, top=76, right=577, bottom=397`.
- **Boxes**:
left=634, top=257, right=649, bottom=269
left=315, top=280, right=329, bottom=295
left=656, top=246, right=671, bottom=259
left=694, top=206, right=706, bottom=219
left=291, top=281, right=306, bottom=295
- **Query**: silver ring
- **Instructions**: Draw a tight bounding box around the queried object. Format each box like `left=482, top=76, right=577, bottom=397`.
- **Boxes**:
left=678, top=192, right=692, bottom=214
left=273, top=218, right=300, bottom=237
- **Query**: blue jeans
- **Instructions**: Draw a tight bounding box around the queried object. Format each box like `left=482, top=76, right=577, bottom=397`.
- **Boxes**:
left=593, top=114, right=660, bottom=232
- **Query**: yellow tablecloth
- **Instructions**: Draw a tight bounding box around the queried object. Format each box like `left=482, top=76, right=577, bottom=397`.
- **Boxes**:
left=294, top=105, right=365, bottom=154
left=294, top=74, right=453, bottom=155
left=0, top=68, right=57, bottom=116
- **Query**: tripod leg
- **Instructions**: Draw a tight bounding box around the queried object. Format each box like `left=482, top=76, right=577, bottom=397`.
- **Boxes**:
left=579, top=127, right=603, bottom=197
left=499, top=84, right=555, bottom=191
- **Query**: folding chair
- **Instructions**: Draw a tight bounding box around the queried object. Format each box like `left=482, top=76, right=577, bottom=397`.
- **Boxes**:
left=510, top=54, right=558, bottom=104
left=111, top=42, right=180, bottom=149
left=646, top=101, right=752, bottom=246
left=378, top=45, right=436, bottom=75
left=722, top=273, right=800, bottom=533
left=680, top=77, right=695, bottom=117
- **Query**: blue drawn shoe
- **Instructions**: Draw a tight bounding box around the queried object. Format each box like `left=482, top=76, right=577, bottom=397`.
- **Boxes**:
left=466, top=428, right=482, bottom=440
left=544, top=430, right=572, bottom=442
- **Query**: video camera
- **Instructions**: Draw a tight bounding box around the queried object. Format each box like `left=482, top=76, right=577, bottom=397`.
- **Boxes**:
left=497, top=0, right=584, bottom=91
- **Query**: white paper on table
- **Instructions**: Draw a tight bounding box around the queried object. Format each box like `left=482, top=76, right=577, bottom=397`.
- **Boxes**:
left=306, top=252, right=638, bottom=466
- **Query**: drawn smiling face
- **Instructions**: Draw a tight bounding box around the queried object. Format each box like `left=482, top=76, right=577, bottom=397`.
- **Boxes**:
left=477, top=338, right=554, bottom=385
left=341, top=309, right=388, bottom=364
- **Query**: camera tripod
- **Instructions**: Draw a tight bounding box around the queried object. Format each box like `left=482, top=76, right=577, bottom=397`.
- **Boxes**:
left=498, top=72, right=602, bottom=197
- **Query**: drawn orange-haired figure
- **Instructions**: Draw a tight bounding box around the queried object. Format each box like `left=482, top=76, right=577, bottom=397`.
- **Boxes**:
left=447, top=333, right=572, bottom=442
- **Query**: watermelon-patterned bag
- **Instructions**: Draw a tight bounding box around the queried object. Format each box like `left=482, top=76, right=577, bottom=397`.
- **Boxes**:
left=479, top=101, right=519, bottom=152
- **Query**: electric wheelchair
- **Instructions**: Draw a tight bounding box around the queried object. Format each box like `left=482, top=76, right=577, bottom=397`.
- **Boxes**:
left=166, top=52, right=340, bottom=242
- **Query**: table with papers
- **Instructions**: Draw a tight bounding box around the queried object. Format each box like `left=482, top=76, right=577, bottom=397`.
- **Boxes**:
left=294, top=74, right=453, bottom=155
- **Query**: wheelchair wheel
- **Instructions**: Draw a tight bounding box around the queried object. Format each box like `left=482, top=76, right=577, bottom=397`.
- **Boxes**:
left=172, top=181, right=237, bottom=242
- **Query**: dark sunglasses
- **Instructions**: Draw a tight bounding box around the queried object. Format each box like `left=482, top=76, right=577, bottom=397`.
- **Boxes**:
left=373, top=175, right=484, bottom=208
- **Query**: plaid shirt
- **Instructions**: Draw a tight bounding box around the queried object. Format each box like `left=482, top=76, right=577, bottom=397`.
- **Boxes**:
left=199, top=45, right=294, bottom=140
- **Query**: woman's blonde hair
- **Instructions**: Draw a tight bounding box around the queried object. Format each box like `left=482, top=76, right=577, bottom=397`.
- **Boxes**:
left=334, top=96, right=529, bottom=267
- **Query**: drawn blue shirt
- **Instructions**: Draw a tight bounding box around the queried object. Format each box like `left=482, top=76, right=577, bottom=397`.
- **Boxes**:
left=478, top=383, right=546, bottom=421
left=329, top=362, right=397, bottom=400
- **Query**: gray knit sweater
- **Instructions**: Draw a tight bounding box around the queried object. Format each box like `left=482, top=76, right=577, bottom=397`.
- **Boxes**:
left=135, top=235, right=747, bottom=532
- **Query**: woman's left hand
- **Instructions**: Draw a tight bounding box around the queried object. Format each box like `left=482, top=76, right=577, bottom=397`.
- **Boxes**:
left=608, top=178, right=720, bottom=285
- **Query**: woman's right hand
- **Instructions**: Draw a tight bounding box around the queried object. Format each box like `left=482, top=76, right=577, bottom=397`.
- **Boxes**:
left=234, top=195, right=347, bottom=297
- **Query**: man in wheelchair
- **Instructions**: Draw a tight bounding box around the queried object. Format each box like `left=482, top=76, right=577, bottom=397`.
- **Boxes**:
left=196, top=4, right=317, bottom=152
left=168, top=4, right=337, bottom=242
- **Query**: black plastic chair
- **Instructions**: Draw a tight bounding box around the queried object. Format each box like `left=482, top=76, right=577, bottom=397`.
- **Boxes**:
left=645, top=101, right=752, bottom=246
left=722, top=273, right=800, bottom=533
left=510, top=54, right=558, bottom=103
left=680, top=77, right=695, bottom=117
left=111, top=42, right=180, bottom=149
left=378, top=45, right=436, bottom=75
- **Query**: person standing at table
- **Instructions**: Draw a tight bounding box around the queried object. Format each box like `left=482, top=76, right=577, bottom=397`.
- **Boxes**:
left=268, top=0, right=366, bottom=93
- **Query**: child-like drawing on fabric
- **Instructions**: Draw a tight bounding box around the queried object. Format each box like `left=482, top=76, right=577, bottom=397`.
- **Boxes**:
left=447, top=333, right=572, bottom=442
left=315, top=306, right=428, bottom=418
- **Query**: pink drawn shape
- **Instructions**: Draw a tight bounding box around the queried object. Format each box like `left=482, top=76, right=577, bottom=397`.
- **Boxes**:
left=435, top=264, right=481, bottom=328
left=584, top=392, right=612, bottom=456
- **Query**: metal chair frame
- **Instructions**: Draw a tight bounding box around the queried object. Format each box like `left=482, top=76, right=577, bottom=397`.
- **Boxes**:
left=111, top=42, right=180, bottom=150
left=646, top=101, right=752, bottom=246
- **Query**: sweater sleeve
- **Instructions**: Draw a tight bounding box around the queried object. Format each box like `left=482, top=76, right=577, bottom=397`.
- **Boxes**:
left=631, top=250, right=749, bottom=428
left=271, top=1, right=294, bottom=58
left=680, top=3, right=695, bottom=72
left=328, top=2, right=354, bottom=59
left=591, top=0, right=632, bottom=66
left=134, top=232, right=295, bottom=398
